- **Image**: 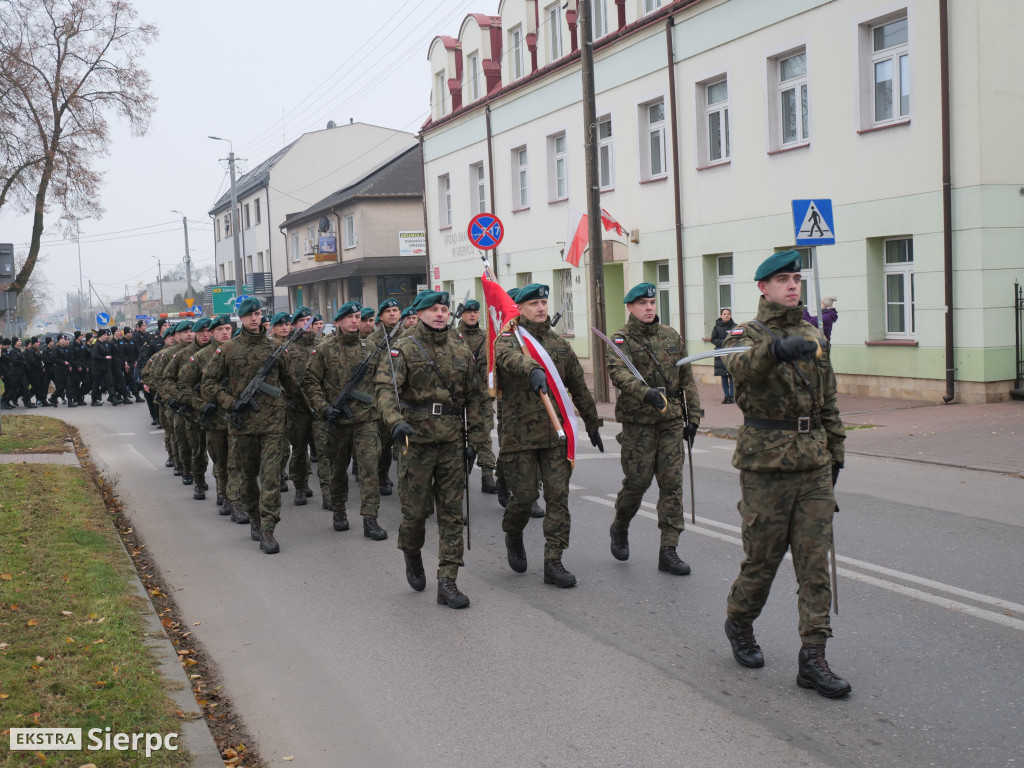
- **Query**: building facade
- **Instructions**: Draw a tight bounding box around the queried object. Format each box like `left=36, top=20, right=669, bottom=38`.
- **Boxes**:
left=420, top=0, right=1024, bottom=402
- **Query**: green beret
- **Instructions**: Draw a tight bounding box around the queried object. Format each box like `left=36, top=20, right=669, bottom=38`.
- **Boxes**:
left=506, top=288, right=520, bottom=302
left=291, top=306, right=312, bottom=323
left=270, top=312, right=291, bottom=326
left=161, top=326, right=174, bottom=338
left=237, top=297, right=262, bottom=317
left=192, top=317, right=213, bottom=332
left=754, top=250, right=803, bottom=281
left=624, top=282, right=657, bottom=304
left=400, top=306, right=416, bottom=320
left=232, top=326, right=241, bottom=337
left=312, top=313, right=323, bottom=323
left=516, top=283, right=550, bottom=303
left=209, top=314, right=232, bottom=330
left=360, top=307, right=375, bottom=320
left=333, top=301, right=361, bottom=321
left=411, top=290, right=450, bottom=312
left=464, top=299, right=481, bottom=311
left=173, top=320, right=194, bottom=334
left=378, top=298, right=400, bottom=314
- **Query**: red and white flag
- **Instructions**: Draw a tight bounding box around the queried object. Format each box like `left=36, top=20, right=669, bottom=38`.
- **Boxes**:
left=481, top=271, right=519, bottom=396
left=564, top=208, right=588, bottom=267
left=600, top=207, right=627, bottom=237
left=517, top=324, right=579, bottom=465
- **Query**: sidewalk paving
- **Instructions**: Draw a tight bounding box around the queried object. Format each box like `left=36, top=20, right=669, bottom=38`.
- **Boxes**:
left=596, top=383, right=1024, bottom=478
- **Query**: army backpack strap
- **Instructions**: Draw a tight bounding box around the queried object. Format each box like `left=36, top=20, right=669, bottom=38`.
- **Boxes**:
left=406, top=336, right=461, bottom=407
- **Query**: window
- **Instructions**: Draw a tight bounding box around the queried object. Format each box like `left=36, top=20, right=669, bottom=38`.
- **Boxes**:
left=548, top=132, right=568, bottom=201
left=716, top=256, right=733, bottom=316
left=656, top=261, right=671, bottom=325
left=597, top=117, right=613, bottom=190
left=510, top=26, right=524, bottom=80
left=246, top=254, right=254, bottom=274
left=224, top=214, right=231, bottom=237
left=434, top=70, right=447, bottom=117
left=545, top=3, right=563, bottom=63
left=884, top=238, right=914, bottom=337
left=256, top=252, right=264, bottom=272
left=470, top=162, right=486, bottom=214
left=704, top=79, right=730, bottom=164
left=512, top=146, right=529, bottom=209
left=291, top=233, right=300, bottom=263
left=243, top=203, right=251, bottom=229
left=215, top=219, right=221, bottom=241
left=306, top=227, right=316, bottom=259
left=872, top=16, right=909, bottom=124
left=516, top=271, right=533, bottom=289
left=643, top=0, right=662, bottom=15
left=438, top=174, right=452, bottom=228
left=467, top=52, right=480, bottom=102
left=254, top=197, right=261, bottom=225
left=639, top=99, right=666, bottom=180
left=343, top=214, right=356, bottom=249
left=554, top=268, right=575, bottom=336
left=591, top=0, right=608, bottom=39
left=778, top=51, right=809, bottom=146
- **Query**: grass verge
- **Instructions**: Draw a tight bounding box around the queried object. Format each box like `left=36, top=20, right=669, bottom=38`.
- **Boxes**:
left=0, top=415, right=69, bottom=454
left=0, top=463, right=189, bottom=768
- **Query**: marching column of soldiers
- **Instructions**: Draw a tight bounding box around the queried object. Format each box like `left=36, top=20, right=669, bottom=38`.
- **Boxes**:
left=123, top=251, right=849, bottom=698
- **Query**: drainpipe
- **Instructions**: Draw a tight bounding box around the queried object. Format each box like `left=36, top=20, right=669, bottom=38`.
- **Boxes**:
left=419, top=134, right=431, bottom=287
left=666, top=16, right=685, bottom=341
left=485, top=106, right=498, bottom=278
left=940, top=0, right=955, bottom=402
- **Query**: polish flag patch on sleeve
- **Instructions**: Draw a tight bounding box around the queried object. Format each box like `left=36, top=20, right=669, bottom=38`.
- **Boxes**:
left=390, top=349, right=400, bottom=357
left=613, top=337, right=624, bottom=344
left=730, top=328, right=745, bottom=336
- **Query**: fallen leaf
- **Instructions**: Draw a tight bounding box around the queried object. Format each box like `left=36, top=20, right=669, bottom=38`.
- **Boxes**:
left=283, top=758, right=294, bottom=762
left=192, top=622, right=201, bottom=626
left=61, top=610, right=73, bottom=617
left=94, top=681, right=106, bottom=687
left=0, top=693, right=8, bottom=699
left=65, top=637, right=74, bottom=644
left=26, top=619, right=39, bottom=627
left=35, top=656, right=44, bottom=663
left=0, top=574, right=11, bottom=581
left=160, top=616, right=173, bottom=628
left=92, top=638, right=104, bottom=645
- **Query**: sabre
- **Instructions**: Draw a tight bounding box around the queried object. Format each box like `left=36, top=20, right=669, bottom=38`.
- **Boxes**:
left=675, top=346, right=751, bottom=367
left=383, top=320, right=408, bottom=457
left=512, top=322, right=566, bottom=442
left=591, top=327, right=667, bottom=413
left=550, top=296, right=571, bottom=328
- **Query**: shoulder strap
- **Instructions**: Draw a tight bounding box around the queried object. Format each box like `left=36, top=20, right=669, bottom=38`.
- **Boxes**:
left=406, top=335, right=458, bottom=404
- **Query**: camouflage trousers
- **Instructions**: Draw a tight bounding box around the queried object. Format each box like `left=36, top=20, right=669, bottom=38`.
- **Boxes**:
left=205, top=427, right=229, bottom=500
left=225, top=433, right=240, bottom=505
left=502, top=445, right=573, bottom=560
left=310, top=420, right=333, bottom=502
left=286, top=408, right=313, bottom=487
left=377, top=417, right=394, bottom=482
left=727, top=466, right=835, bottom=645
left=321, top=420, right=381, bottom=517
left=396, top=440, right=465, bottom=580
left=171, top=411, right=189, bottom=468
left=614, top=419, right=686, bottom=547
left=185, top=418, right=208, bottom=487
left=476, top=396, right=496, bottom=475
left=233, top=432, right=287, bottom=530
left=158, top=404, right=176, bottom=464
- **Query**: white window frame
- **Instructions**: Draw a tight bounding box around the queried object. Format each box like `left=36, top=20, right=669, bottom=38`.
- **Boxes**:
left=639, top=99, right=666, bottom=181
left=716, top=255, right=733, bottom=316
left=438, top=174, right=452, bottom=229
left=470, top=162, right=486, bottom=215
left=547, top=132, right=568, bottom=202
left=467, top=52, right=480, bottom=102
left=545, top=2, right=563, bottom=63
left=871, top=15, right=910, bottom=125
left=643, top=0, right=662, bottom=15
left=215, top=219, right=221, bottom=241
left=597, top=116, right=614, bottom=190
left=224, top=214, right=231, bottom=237
left=702, top=77, right=730, bottom=165
left=512, top=146, right=529, bottom=209
left=254, top=197, right=261, bottom=225
left=434, top=70, right=447, bottom=117
left=343, top=214, right=356, bottom=249
left=591, top=0, right=608, bottom=39
left=554, top=268, right=575, bottom=336
left=291, top=233, right=300, bottom=263
left=656, top=261, right=671, bottom=325
left=777, top=50, right=809, bottom=147
left=306, top=226, right=316, bottom=259
left=883, top=237, right=915, bottom=338
left=243, top=203, right=251, bottom=229
left=255, top=251, right=264, bottom=272
left=510, top=26, right=524, bottom=81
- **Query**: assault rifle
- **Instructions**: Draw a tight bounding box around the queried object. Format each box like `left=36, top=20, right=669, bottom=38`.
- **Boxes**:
left=325, top=323, right=401, bottom=431
left=226, top=317, right=313, bottom=430
left=448, top=289, right=472, bottom=327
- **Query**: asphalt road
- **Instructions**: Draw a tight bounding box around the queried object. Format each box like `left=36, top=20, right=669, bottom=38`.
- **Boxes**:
left=64, top=404, right=1023, bottom=768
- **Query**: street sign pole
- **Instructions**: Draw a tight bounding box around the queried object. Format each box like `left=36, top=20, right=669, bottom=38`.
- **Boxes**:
left=792, top=199, right=835, bottom=328
left=810, top=246, right=823, bottom=328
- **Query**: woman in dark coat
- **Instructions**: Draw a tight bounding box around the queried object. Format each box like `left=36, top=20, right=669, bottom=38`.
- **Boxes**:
left=710, top=308, right=736, bottom=403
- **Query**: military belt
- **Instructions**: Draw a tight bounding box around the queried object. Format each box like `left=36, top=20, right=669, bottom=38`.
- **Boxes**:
left=400, top=399, right=463, bottom=417
left=743, top=416, right=822, bottom=433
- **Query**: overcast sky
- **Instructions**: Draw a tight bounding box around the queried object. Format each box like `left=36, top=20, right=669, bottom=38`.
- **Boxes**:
left=2, top=0, right=484, bottom=313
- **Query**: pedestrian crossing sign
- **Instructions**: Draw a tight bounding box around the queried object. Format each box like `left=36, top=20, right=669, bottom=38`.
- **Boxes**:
left=792, top=199, right=835, bottom=246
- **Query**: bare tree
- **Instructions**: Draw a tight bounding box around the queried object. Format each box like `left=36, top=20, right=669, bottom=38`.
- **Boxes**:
left=0, top=0, right=157, bottom=311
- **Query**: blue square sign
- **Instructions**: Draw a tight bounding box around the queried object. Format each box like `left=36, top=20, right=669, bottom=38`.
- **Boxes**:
left=792, top=199, right=835, bottom=246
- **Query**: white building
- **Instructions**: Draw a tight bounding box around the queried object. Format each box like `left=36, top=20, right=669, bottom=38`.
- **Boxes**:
left=421, top=0, right=1024, bottom=402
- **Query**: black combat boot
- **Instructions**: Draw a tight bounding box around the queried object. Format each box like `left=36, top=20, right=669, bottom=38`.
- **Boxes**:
left=436, top=577, right=470, bottom=608
left=481, top=474, right=498, bottom=494
left=279, top=479, right=288, bottom=493
left=68, top=400, right=77, bottom=408
left=797, top=644, right=851, bottom=698
left=724, top=618, right=765, bottom=668
left=218, top=500, right=231, bottom=516
left=88, top=400, right=100, bottom=407
left=363, top=516, right=387, bottom=541
left=302, top=484, right=313, bottom=497
left=164, top=458, right=174, bottom=468
left=182, top=473, right=193, bottom=486
left=173, top=464, right=183, bottom=477
left=332, top=509, right=349, bottom=531
left=404, top=550, right=426, bottom=591
left=530, top=501, right=545, bottom=518
left=658, top=546, right=691, bottom=575
left=505, top=534, right=527, bottom=573
left=497, top=477, right=511, bottom=508
left=259, top=528, right=280, bottom=554
left=294, top=487, right=307, bottom=506
left=543, top=559, right=577, bottom=588
left=378, top=476, right=393, bottom=496
left=193, top=485, right=205, bottom=501
left=230, top=503, right=250, bottom=525
left=610, top=522, right=629, bottom=561
left=322, top=496, right=331, bottom=511
left=215, top=494, right=225, bottom=506
left=248, top=517, right=261, bottom=541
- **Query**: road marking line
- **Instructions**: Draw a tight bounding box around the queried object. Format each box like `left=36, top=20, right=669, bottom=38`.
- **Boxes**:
left=111, top=432, right=136, bottom=436
left=582, top=495, right=1024, bottom=632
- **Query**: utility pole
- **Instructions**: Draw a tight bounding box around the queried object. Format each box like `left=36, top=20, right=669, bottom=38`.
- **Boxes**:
left=579, top=0, right=608, bottom=402
left=157, top=257, right=164, bottom=308
left=172, top=210, right=192, bottom=299
left=209, top=137, right=243, bottom=292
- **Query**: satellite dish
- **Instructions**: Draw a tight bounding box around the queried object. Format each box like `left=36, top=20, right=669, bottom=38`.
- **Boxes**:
left=318, top=216, right=331, bottom=232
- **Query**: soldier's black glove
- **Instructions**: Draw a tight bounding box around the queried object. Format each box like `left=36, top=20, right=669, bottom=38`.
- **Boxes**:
left=684, top=421, right=699, bottom=448
left=588, top=428, right=604, bottom=453
left=324, top=405, right=342, bottom=423
left=643, top=388, right=667, bottom=410
left=831, top=461, right=843, bottom=486
left=197, top=401, right=217, bottom=425
left=464, top=445, right=477, bottom=474
left=528, top=368, right=549, bottom=395
left=231, top=399, right=249, bottom=414
left=771, top=335, right=820, bottom=363
left=392, top=422, right=414, bottom=441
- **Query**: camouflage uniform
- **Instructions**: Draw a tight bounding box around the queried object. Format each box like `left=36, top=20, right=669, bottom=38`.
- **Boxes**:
left=456, top=322, right=496, bottom=477
left=166, top=340, right=208, bottom=488
left=201, top=328, right=308, bottom=534
left=367, top=321, right=401, bottom=488
left=157, top=345, right=196, bottom=480
left=373, top=320, right=487, bottom=579
left=284, top=332, right=317, bottom=492
left=179, top=343, right=228, bottom=504
left=494, top=317, right=601, bottom=560
left=609, top=314, right=702, bottom=547
left=141, top=345, right=178, bottom=467
left=723, top=298, right=845, bottom=643
left=304, top=329, right=382, bottom=520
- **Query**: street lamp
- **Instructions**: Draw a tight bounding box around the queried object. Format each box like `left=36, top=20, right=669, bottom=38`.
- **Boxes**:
left=170, top=209, right=192, bottom=299
left=208, top=136, right=243, bottom=294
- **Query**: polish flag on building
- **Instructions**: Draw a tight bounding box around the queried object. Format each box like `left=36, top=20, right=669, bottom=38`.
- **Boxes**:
left=600, top=208, right=627, bottom=237
left=481, top=270, right=519, bottom=396
left=564, top=208, right=588, bottom=267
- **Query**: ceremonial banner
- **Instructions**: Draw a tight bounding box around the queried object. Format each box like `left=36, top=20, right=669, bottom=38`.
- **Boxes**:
left=480, top=271, right=519, bottom=396
left=517, top=324, right=578, bottom=465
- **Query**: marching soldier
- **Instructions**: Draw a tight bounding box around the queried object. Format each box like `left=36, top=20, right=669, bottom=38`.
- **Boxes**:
left=6, top=338, right=31, bottom=407
left=90, top=329, right=116, bottom=406
left=367, top=298, right=402, bottom=496
left=24, top=337, right=48, bottom=406
left=456, top=299, right=498, bottom=494
left=269, top=312, right=293, bottom=494
left=141, top=325, right=178, bottom=470
left=358, top=306, right=375, bottom=338
left=158, top=320, right=196, bottom=483
left=109, top=328, right=133, bottom=405
left=169, top=318, right=212, bottom=499
left=304, top=301, right=387, bottom=539
left=494, top=283, right=602, bottom=588
left=722, top=250, right=850, bottom=698
left=201, top=298, right=308, bottom=554
left=607, top=283, right=703, bottom=575
left=373, top=291, right=487, bottom=609
left=51, top=335, right=74, bottom=406
left=398, top=305, right=419, bottom=334
left=284, top=307, right=317, bottom=506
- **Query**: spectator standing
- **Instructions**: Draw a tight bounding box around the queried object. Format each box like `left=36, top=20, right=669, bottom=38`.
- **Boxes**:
left=710, top=308, right=737, bottom=403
